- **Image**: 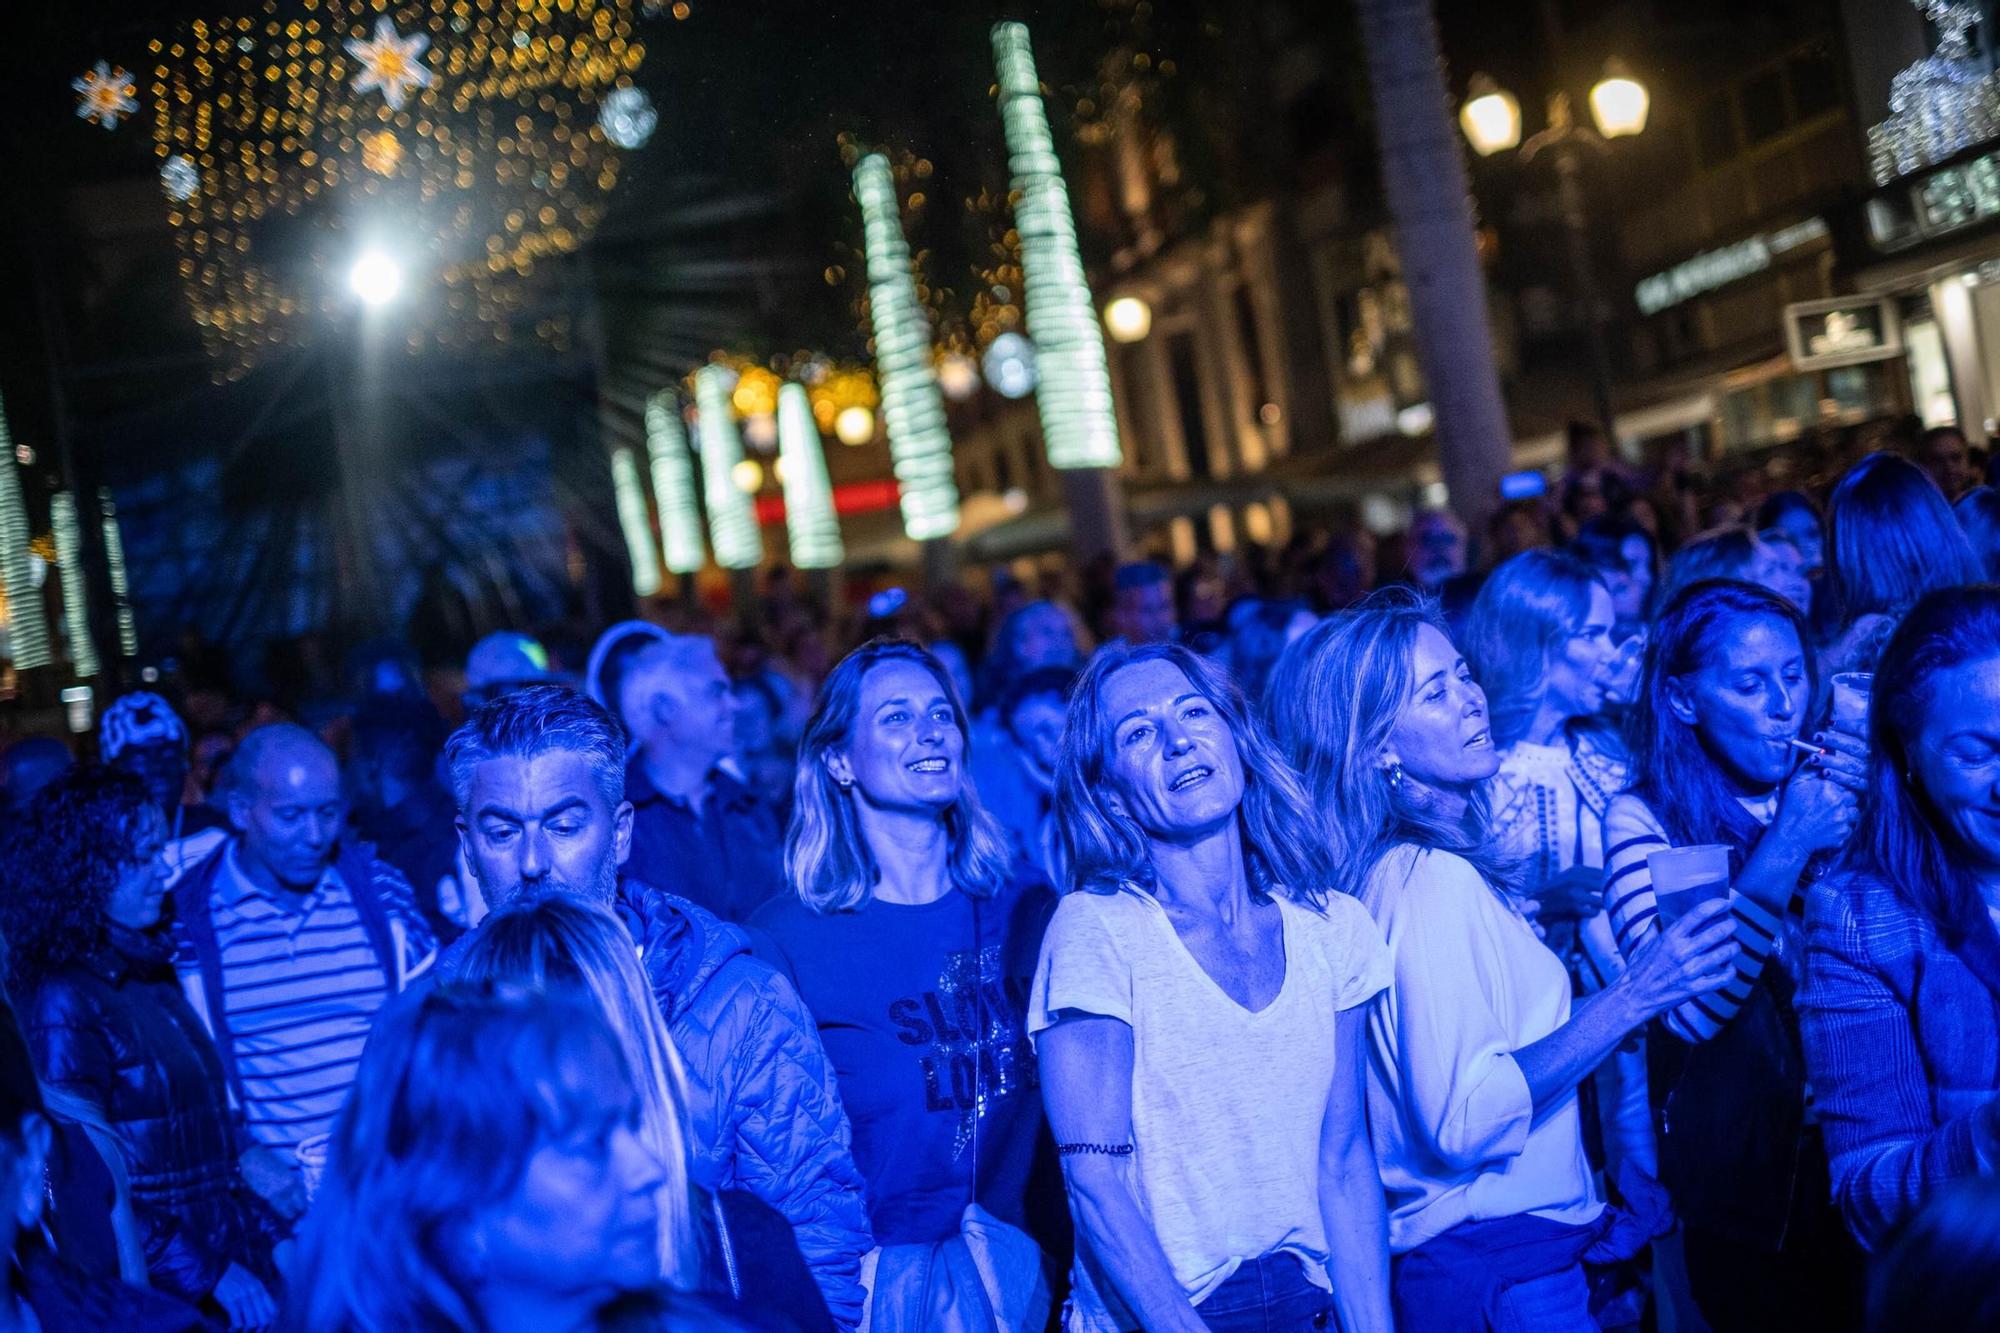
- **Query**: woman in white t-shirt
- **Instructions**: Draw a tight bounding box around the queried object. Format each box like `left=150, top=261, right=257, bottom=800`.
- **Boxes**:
left=1267, top=588, right=1737, bottom=1330
left=1031, top=642, right=1393, bottom=1333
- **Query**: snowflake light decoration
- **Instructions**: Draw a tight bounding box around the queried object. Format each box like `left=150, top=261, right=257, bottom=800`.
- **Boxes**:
left=598, top=86, right=658, bottom=150
left=160, top=154, right=199, bottom=202
left=345, top=16, right=433, bottom=111
left=73, top=62, right=137, bottom=130
left=1869, top=0, right=2000, bottom=184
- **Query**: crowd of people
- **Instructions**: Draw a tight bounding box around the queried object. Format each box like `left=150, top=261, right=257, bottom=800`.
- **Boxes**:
left=4, top=416, right=2000, bottom=1330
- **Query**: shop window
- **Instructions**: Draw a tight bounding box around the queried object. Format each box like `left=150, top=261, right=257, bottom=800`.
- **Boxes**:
left=1696, top=95, right=1738, bottom=167
left=1789, top=46, right=1839, bottom=120
left=1168, top=331, right=1213, bottom=480
left=1234, top=286, right=1269, bottom=413
left=1741, top=71, right=1787, bottom=144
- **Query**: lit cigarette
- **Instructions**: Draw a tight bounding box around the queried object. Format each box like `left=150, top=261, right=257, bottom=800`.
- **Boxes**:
left=1786, top=739, right=1827, bottom=757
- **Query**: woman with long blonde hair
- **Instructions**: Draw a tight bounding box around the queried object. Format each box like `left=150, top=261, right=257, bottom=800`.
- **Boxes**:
left=753, top=638, right=1060, bottom=1329
left=1269, top=589, right=1736, bottom=1329
left=454, top=895, right=700, bottom=1290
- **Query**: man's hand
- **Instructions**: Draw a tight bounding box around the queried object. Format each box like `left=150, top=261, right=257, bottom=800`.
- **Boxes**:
left=240, top=1144, right=307, bottom=1220
left=213, top=1261, right=276, bottom=1331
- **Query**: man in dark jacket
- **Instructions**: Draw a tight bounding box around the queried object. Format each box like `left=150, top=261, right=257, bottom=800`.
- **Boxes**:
left=609, top=635, right=788, bottom=922
left=440, top=685, right=871, bottom=1328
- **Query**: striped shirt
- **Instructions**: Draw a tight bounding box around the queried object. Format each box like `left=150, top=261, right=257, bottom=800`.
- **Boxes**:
left=1602, top=793, right=1788, bottom=1043
left=209, top=848, right=390, bottom=1150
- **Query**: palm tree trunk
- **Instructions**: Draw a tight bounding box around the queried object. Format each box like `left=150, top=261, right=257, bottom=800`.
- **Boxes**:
left=1355, top=0, right=1513, bottom=542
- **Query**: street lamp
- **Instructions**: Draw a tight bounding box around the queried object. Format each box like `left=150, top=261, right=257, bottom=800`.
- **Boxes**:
left=1460, top=61, right=1649, bottom=449
left=347, top=249, right=403, bottom=307
left=1589, top=63, right=1650, bottom=140
left=1460, top=76, right=1522, bottom=157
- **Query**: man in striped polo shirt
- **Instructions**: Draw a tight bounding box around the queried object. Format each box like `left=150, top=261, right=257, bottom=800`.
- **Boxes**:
left=172, top=722, right=436, bottom=1213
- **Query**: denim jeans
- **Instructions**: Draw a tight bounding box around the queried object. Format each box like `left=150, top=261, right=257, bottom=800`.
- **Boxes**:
left=1194, top=1254, right=1333, bottom=1333
left=1489, top=1263, right=1595, bottom=1333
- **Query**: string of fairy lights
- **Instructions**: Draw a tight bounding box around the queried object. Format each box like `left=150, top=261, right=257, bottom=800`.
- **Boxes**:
left=776, top=382, right=844, bottom=570
left=608, top=446, right=663, bottom=598
left=992, top=21, right=1123, bottom=471
left=35, top=11, right=1140, bottom=650
left=693, top=365, right=763, bottom=570
left=147, top=0, right=649, bottom=374
left=0, top=393, right=49, bottom=673
left=854, top=151, right=961, bottom=543
left=644, top=390, right=707, bottom=576
left=49, top=495, right=100, bottom=679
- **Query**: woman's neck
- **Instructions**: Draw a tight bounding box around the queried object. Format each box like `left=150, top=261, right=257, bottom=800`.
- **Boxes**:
left=1150, top=819, right=1255, bottom=924
left=858, top=801, right=953, bottom=905
left=1520, top=698, right=1575, bottom=749
left=1404, top=773, right=1475, bottom=823
left=478, top=1289, right=600, bottom=1333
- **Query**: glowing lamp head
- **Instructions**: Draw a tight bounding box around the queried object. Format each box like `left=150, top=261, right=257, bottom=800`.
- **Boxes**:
left=834, top=405, right=876, bottom=446
left=1459, top=75, right=1522, bottom=156
left=1103, top=295, right=1152, bottom=343
left=1589, top=65, right=1649, bottom=139
left=348, top=250, right=403, bottom=307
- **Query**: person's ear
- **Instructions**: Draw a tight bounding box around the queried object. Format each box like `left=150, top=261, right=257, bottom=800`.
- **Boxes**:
left=612, top=800, right=634, bottom=869
left=1664, top=675, right=1698, bottom=728
left=823, top=749, right=854, bottom=789
left=226, top=786, right=251, bottom=833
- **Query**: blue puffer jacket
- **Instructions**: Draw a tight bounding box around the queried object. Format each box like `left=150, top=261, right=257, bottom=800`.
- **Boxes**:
left=627, top=881, right=872, bottom=1329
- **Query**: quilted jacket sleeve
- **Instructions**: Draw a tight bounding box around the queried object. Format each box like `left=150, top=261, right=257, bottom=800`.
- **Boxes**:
left=26, top=978, right=228, bottom=1302
left=702, top=958, right=873, bottom=1330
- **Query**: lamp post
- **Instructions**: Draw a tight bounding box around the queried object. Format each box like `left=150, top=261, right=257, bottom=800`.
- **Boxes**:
left=1462, top=63, right=1649, bottom=449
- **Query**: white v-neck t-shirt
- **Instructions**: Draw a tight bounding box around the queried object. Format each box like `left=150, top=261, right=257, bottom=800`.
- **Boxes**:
left=1029, top=887, right=1390, bottom=1329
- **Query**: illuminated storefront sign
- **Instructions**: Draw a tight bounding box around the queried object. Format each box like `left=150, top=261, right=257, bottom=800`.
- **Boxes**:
left=1783, top=296, right=1902, bottom=371
left=1865, top=144, right=2000, bottom=252
left=1635, top=217, right=1829, bottom=315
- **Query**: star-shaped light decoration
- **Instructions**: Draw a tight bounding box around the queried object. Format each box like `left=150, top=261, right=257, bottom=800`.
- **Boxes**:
left=345, top=16, right=433, bottom=111
left=72, top=62, right=137, bottom=130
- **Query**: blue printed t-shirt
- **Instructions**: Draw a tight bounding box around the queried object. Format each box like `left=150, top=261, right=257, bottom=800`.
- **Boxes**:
left=750, top=873, right=1055, bottom=1246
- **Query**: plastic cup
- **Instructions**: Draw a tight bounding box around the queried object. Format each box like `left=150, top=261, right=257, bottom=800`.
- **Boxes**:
left=1648, top=844, right=1731, bottom=927
left=296, top=1133, right=331, bottom=1202
left=1831, top=672, right=1873, bottom=735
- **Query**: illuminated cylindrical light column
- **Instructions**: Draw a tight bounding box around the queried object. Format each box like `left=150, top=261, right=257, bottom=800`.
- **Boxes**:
left=992, top=21, right=1123, bottom=470
left=609, top=447, right=662, bottom=598
left=694, top=366, right=764, bottom=570
left=644, top=391, right=707, bottom=576
left=776, top=382, right=845, bottom=570
left=49, top=493, right=99, bottom=678
left=853, top=152, right=961, bottom=541
left=0, top=397, right=48, bottom=670
left=98, top=489, right=137, bottom=658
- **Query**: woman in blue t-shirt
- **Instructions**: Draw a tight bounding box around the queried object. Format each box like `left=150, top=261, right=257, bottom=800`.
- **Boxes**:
left=752, top=638, right=1061, bottom=1328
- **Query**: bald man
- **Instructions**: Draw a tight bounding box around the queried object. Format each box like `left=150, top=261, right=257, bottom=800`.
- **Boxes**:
left=616, top=635, right=787, bottom=922
left=171, top=723, right=435, bottom=1194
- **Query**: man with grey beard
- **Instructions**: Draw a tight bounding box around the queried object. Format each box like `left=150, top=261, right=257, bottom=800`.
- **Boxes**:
left=435, top=685, right=871, bottom=1328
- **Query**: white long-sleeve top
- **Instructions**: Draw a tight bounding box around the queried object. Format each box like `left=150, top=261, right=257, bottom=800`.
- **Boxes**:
left=1360, top=843, right=1603, bottom=1253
